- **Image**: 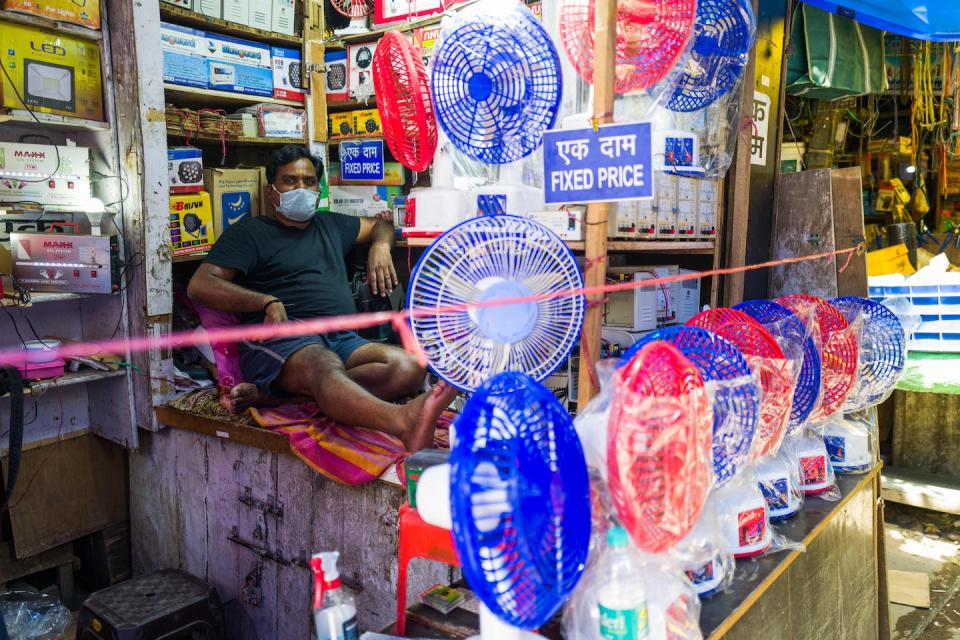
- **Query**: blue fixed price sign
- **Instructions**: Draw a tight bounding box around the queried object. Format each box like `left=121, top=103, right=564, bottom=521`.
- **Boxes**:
left=543, top=122, right=653, bottom=205
left=340, top=139, right=385, bottom=181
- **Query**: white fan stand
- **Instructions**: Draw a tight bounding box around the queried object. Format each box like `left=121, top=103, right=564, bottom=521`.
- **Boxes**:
left=405, top=139, right=472, bottom=235
left=823, top=415, right=873, bottom=473
left=756, top=453, right=802, bottom=520
left=416, top=464, right=546, bottom=640
left=687, top=549, right=726, bottom=597
left=713, top=479, right=771, bottom=558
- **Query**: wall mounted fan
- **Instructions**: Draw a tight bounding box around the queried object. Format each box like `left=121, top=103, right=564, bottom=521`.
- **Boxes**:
left=330, top=0, right=374, bottom=34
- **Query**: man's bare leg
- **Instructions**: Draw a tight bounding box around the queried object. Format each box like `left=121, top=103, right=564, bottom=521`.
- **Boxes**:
left=344, top=343, right=426, bottom=401
left=275, top=344, right=454, bottom=451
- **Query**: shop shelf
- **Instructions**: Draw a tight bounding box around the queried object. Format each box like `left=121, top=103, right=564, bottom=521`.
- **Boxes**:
left=0, top=10, right=102, bottom=41
left=163, top=85, right=302, bottom=109
left=0, top=109, right=111, bottom=132
left=159, top=4, right=302, bottom=46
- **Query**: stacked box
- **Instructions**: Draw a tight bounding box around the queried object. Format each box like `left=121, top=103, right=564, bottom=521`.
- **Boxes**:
left=204, top=168, right=260, bottom=236
left=329, top=112, right=354, bottom=139
left=272, top=0, right=296, bottom=34
left=168, top=147, right=204, bottom=194
left=352, top=109, right=382, bottom=137
left=271, top=46, right=304, bottom=101
left=169, top=192, right=216, bottom=255
left=3, top=0, right=101, bottom=29
left=204, top=33, right=273, bottom=96
left=161, top=22, right=208, bottom=89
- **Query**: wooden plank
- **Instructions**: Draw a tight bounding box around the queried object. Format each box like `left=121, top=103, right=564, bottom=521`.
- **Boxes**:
left=830, top=167, right=869, bottom=297
left=0, top=541, right=73, bottom=583
left=4, top=433, right=128, bottom=558
left=0, top=10, right=102, bottom=40
left=128, top=429, right=185, bottom=574
left=881, top=466, right=960, bottom=516
left=888, top=570, right=931, bottom=608
left=176, top=432, right=210, bottom=580
left=309, top=40, right=328, bottom=143
left=891, top=389, right=960, bottom=479
left=275, top=456, right=318, bottom=640
left=164, top=85, right=302, bottom=108
left=156, top=406, right=292, bottom=455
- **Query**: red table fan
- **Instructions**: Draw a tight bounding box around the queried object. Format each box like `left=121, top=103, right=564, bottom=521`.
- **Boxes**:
left=776, top=295, right=859, bottom=421
left=687, top=308, right=794, bottom=460
left=330, top=0, right=374, bottom=33
left=558, top=0, right=697, bottom=93
left=373, top=32, right=438, bottom=172
left=608, top=340, right=713, bottom=554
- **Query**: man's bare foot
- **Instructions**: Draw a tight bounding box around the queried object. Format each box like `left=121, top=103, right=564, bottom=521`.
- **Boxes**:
left=220, top=383, right=275, bottom=414
left=400, top=382, right=457, bottom=452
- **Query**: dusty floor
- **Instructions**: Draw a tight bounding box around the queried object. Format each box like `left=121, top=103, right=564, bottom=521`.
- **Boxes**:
left=886, top=503, right=960, bottom=640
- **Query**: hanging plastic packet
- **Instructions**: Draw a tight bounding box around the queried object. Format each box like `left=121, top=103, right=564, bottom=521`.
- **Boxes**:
left=574, top=359, right=620, bottom=478
left=674, top=496, right=736, bottom=598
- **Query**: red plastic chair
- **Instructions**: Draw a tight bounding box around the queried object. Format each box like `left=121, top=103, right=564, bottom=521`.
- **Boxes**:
left=396, top=502, right=460, bottom=635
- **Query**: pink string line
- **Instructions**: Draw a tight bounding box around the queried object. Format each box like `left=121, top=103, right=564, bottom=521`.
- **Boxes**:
left=0, top=245, right=861, bottom=368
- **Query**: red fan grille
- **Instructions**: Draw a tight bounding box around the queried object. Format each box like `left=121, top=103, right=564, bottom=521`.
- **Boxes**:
left=776, top=295, right=859, bottom=421
left=687, top=308, right=793, bottom=460
left=331, top=0, right=373, bottom=19
left=608, top=340, right=713, bottom=554
left=558, top=0, right=697, bottom=93
left=373, top=32, right=437, bottom=172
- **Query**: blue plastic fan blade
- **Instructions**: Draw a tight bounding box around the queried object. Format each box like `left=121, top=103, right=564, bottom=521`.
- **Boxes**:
left=430, top=5, right=562, bottom=164
left=450, top=372, right=590, bottom=628
left=620, top=326, right=759, bottom=485
left=736, top=299, right=822, bottom=432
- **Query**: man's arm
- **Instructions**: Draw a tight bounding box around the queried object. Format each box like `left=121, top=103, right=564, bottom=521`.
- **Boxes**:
left=187, top=263, right=287, bottom=324
left=356, top=216, right=398, bottom=297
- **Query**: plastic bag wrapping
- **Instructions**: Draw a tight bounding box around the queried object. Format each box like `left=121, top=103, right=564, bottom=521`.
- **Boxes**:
left=743, top=354, right=795, bottom=460
left=608, top=341, right=715, bottom=554
left=756, top=448, right=805, bottom=521
left=781, top=430, right=841, bottom=501
left=675, top=496, right=737, bottom=598
left=704, top=373, right=761, bottom=488
left=575, top=359, right=619, bottom=479
left=881, top=296, right=922, bottom=337
left=0, top=590, right=70, bottom=640
left=823, top=408, right=880, bottom=475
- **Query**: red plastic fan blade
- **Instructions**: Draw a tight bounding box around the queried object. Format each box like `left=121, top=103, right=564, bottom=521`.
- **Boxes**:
left=331, top=0, right=374, bottom=19
left=559, top=0, right=696, bottom=93
left=776, top=295, right=859, bottom=421
left=687, top=308, right=793, bottom=459
left=608, top=341, right=713, bottom=554
left=373, top=32, right=438, bottom=172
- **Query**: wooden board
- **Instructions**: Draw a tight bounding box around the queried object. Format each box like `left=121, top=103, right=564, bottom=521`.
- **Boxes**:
left=3, top=433, right=128, bottom=558
left=882, top=466, right=960, bottom=516
left=892, top=389, right=960, bottom=479
left=830, top=167, right=869, bottom=297
left=888, top=570, right=931, bottom=608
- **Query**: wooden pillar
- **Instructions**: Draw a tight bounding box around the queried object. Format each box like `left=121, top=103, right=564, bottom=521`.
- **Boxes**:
left=576, top=0, right=617, bottom=407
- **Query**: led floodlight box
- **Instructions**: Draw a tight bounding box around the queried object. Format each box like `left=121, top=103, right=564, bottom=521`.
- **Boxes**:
left=24, top=60, right=75, bottom=113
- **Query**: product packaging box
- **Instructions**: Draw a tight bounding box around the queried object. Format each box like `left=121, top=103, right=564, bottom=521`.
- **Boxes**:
left=2, top=0, right=100, bottom=29
left=352, top=109, right=382, bottom=137
left=527, top=209, right=584, bottom=241
left=248, top=0, right=271, bottom=29
left=0, top=142, right=92, bottom=206
left=271, top=0, right=296, bottom=34
left=196, top=0, right=223, bottom=18
left=222, top=0, right=249, bottom=24
left=324, top=50, right=350, bottom=101
left=329, top=161, right=404, bottom=186
left=328, top=112, right=354, bottom=139
left=258, top=106, right=305, bottom=137
left=413, top=26, right=441, bottom=66
left=330, top=185, right=401, bottom=217
left=271, top=46, right=303, bottom=101
left=203, top=167, right=260, bottom=236
left=169, top=191, right=216, bottom=255
left=168, top=147, right=204, bottom=194
left=0, top=22, right=104, bottom=121
left=161, top=22, right=208, bottom=89
left=204, top=33, right=273, bottom=96
left=347, top=42, right=378, bottom=100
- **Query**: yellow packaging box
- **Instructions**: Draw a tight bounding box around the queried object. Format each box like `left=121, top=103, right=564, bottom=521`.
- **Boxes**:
left=352, top=109, right=382, bottom=137
left=2, top=0, right=101, bottom=29
left=203, top=168, right=261, bottom=238
left=328, top=112, right=354, bottom=140
left=169, top=192, right=216, bottom=256
left=0, top=21, right=104, bottom=121
left=867, top=243, right=915, bottom=277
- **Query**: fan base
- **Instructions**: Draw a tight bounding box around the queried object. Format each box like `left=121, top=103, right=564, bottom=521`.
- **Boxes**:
left=757, top=456, right=802, bottom=521
left=688, top=554, right=726, bottom=597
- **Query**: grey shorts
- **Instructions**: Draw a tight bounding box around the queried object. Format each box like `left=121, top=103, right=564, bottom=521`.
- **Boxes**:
left=239, top=330, right=369, bottom=397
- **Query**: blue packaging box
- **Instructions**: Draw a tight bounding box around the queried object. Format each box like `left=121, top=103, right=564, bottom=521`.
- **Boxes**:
left=160, top=22, right=208, bottom=89
left=203, top=33, right=273, bottom=97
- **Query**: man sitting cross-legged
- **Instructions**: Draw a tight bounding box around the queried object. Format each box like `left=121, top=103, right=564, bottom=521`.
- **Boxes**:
left=187, top=145, right=454, bottom=452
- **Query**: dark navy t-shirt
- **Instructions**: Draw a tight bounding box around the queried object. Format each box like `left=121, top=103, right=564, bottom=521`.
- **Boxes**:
left=204, top=212, right=361, bottom=323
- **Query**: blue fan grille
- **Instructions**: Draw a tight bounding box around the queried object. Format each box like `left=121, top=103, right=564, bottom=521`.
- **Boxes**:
left=620, top=326, right=759, bottom=485
left=431, top=7, right=562, bottom=164
left=736, top=299, right=822, bottom=432
left=450, top=373, right=590, bottom=628
left=831, top=296, right=906, bottom=411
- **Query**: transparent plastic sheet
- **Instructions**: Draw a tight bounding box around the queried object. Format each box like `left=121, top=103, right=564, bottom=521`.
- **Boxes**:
left=743, top=355, right=795, bottom=461
left=756, top=447, right=805, bottom=521
left=674, top=495, right=737, bottom=598
left=781, top=430, right=841, bottom=502
left=834, top=299, right=909, bottom=412
left=704, top=373, right=761, bottom=488
left=881, top=297, right=922, bottom=337
left=823, top=408, right=880, bottom=475
left=0, top=590, right=70, bottom=640
left=815, top=311, right=863, bottom=421
left=574, top=359, right=619, bottom=480
left=777, top=301, right=826, bottom=428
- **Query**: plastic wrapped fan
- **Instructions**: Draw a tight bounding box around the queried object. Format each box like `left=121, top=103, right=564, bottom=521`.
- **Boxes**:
left=823, top=408, right=880, bottom=474
left=0, top=590, right=71, bottom=640
left=373, top=32, right=438, bottom=172
left=608, top=341, right=714, bottom=554
left=575, top=359, right=619, bottom=477
left=776, top=295, right=859, bottom=422
left=666, top=0, right=755, bottom=112
left=830, top=296, right=906, bottom=411
left=450, top=372, right=590, bottom=628
left=687, top=308, right=794, bottom=460
left=407, top=215, right=584, bottom=392
left=430, top=4, right=562, bottom=164
left=735, top=300, right=821, bottom=435
left=676, top=496, right=736, bottom=598
left=620, top=326, right=760, bottom=486
left=781, top=431, right=839, bottom=499
left=330, top=0, right=373, bottom=19
left=558, top=0, right=697, bottom=94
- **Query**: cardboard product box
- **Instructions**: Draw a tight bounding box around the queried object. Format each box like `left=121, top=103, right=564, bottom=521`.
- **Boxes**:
left=413, top=25, right=441, bottom=66
left=0, top=142, right=92, bottom=206
left=222, top=0, right=249, bottom=24
left=2, top=0, right=100, bottom=29
left=328, top=112, right=354, bottom=140
left=161, top=22, right=208, bottom=89
left=352, top=109, right=382, bottom=137
left=325, top=50, right=349, bottom=102
left=676, top=199, right=697, bottom=237
left=526, top=209, right=583, bottom=241
left=272, top=0, right=296, bottom=34
left=271, top=46, right=304, bottom=101
left=330, top=185, right=401, bottom=217
left=330, top=161, right=404, bottom=186
left=258, top=106, right=305, bottom=138
left=248, top=0, right=271, bottom=29
left=203, top=167, right=260, bottom=236
left=204, top=33, right=273, bottom=96
left=348, top=41, right=378, bottom=100
left=0, top=22, right=103, bottom=121
left=168, top=147, right=204, bottom=194
left=169, top=191, right=216, bottom=255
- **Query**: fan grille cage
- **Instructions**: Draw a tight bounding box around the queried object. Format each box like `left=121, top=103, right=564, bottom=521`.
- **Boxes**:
left=330, top=0, right=373, bottom=19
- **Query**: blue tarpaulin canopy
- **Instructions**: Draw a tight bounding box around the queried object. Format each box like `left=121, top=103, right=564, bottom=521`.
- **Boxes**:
left=802, top=0, right=960, bottom=42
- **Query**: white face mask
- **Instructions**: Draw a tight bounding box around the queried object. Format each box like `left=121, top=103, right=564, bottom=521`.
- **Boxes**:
left=273, top=186, right=318, bottom=222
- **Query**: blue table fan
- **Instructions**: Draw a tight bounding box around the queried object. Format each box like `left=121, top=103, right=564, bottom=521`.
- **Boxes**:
left=414, top=373, right=590, bottom=638
left=667, top=0, right=756, bottom=113
left=621, top=326, right=759, bottom=485
left=430, top=3, right=562, bottom=164
left=407, top=215, right=584, bottom=392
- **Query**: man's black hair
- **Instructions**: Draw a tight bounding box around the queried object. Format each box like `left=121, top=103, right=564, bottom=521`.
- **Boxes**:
left=266, top=145, right=324, bottom=184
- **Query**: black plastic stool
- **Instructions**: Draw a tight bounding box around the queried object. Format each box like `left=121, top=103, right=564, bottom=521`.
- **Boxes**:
left=75, top=569, right=224, bottom=640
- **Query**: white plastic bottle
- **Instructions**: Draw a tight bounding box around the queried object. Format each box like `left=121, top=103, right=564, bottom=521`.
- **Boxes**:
left=597, top=526, right=649, bottom=640
left=310, top=552, right=359, bottom=640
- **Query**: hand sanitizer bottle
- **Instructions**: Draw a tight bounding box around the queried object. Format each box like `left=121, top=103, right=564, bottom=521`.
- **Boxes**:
left=311, top=552, right=359, bottom=640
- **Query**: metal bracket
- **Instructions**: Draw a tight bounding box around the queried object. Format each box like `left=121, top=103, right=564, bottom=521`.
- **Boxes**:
left=228, top=527, right=309, bottom=569
left=238, top=487, right=284, bottom=520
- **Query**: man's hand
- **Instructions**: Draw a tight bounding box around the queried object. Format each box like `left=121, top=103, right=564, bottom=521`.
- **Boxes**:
left=263, top=299, right=288, bottom=325
left=368, top=243, right=398, bottom=297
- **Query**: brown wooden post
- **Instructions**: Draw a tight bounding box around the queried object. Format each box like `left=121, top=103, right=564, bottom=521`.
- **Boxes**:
left=576, top=0, right=617, bottom=407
